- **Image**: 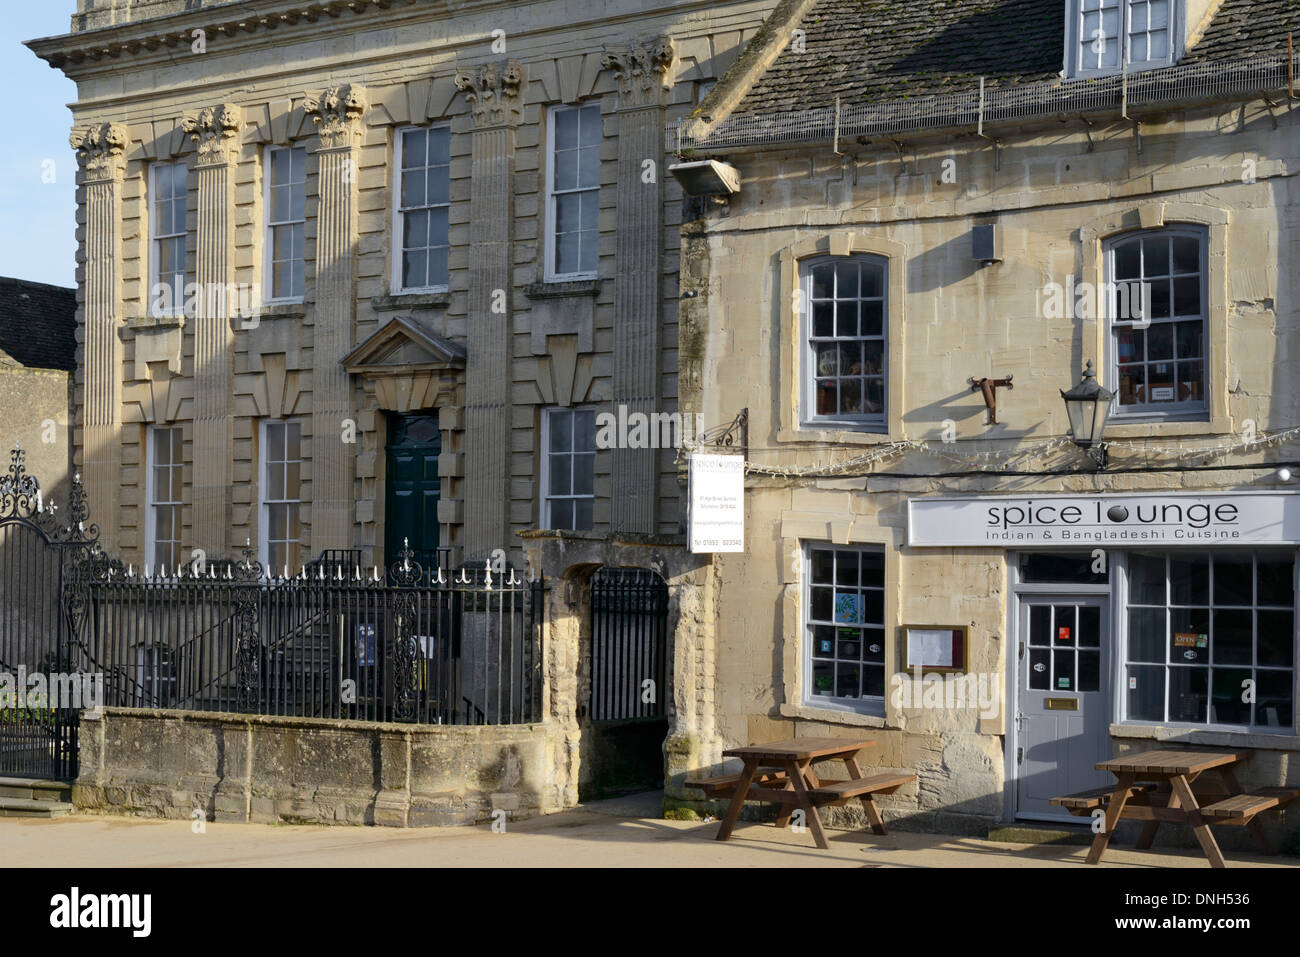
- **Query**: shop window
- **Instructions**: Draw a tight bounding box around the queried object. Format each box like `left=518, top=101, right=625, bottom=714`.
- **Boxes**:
left=1105, top=226, right=1207, bottom=419
left=1124, top=551, right=1295, bottom=731
left=1067, top=0, right=1180, bottom=78
left=805, top=544, right=886, bottom=714
left=801, top=255, right=888, bottom=430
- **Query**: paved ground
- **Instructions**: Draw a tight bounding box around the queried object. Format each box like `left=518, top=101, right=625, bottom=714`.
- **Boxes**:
left=2, top=795, right=1295, bottom=867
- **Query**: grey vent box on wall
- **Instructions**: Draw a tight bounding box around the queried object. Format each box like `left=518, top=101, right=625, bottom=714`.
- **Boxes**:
left=973, top=223, right=1001, bottom=265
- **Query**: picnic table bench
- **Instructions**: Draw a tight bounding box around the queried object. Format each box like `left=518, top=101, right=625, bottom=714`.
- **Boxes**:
left=1050, top=748, right=1300, bottom=868
left=685, top=737, right=916, bottom=849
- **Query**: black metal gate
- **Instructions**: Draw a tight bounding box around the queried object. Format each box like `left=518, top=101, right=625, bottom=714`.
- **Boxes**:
left=0, top=449, right=102, bottom=780
left=582, top=567, right=669, bottom=800
left=590, top=567, right=668, bottom=719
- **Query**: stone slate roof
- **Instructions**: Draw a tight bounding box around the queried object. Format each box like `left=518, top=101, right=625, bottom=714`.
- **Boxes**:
left=732, top=0, right=1300, bottom=115
left=0, top=277, right=77, bottom=372
left=1185, top=0, right=1300, bottom=62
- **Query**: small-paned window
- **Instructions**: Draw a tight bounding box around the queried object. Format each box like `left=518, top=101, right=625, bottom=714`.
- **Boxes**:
left=546, top=104, right=601, bottom=280
left=805, top=545, right=887, bottom=714
left=542, top=408, right=595, bottom=531
left=1070, top=0, right=1178, bottom=76
left=262, top=421, right=303, bottom=572
left=801, top=255, right=888, bottom=429
left=265, top=146, right=306, bottom=300
left=150, top=161, right=188, bottom=315
left=396, top=126, right=451, bottom=291
left=1106, top=226, right=1207, bottom=418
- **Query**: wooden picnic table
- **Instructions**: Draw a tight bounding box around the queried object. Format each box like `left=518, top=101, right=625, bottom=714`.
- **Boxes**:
left=1052, top=748, right=1300, bottom=868
left=685, top=737, right=915, bottom=850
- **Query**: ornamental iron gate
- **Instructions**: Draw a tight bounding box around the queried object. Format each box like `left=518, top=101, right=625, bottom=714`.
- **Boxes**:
left=0, top=449, right=107, bottom=780
left=581, top=567, right=669, bottom=800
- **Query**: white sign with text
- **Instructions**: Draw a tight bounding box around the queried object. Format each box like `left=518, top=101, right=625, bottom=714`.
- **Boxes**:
left=908, top=492, right=1300, bottom=547
left=689, top=453, right=745, bottom=553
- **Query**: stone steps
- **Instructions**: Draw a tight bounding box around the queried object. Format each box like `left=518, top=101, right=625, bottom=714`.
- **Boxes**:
left=0, top=797, right=74, bottom=818
left=0, top=777, right=75, bottom=817
left=0, top=776, right=73, bottom=803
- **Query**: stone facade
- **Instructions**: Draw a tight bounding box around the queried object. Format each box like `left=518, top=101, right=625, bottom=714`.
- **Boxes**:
left=32, top=0, right=780, bottom=570
left=678, top=1, right=1300, bottom=839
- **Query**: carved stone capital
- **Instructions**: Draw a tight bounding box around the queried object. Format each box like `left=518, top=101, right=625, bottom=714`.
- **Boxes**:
left=454, top=60, right=525, bottom=128
left=69, top=122, right=128, bottom=181
left=182, top=103, right=243, bottom=166
left=303, top=84, right=369, bottom=150
left=601, top=36, right=676, bottom=108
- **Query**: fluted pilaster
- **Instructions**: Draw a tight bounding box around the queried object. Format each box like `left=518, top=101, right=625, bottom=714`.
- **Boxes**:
left=455, top=63, right=524, bottom=559
left=70, top=122, right=127, bottom=549
left=604, top=38, right=675, bottom=533
left=185, top=103, right=242, bottom=554
left=305, top=85, right=368, bottom=552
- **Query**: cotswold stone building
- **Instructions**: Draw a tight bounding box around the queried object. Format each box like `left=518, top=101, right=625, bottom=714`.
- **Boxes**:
left=28, top=0, right=778, bottom=575
left=678, top=0, right=1300, bottom=836
left=0, top=278, right=76, bottom=508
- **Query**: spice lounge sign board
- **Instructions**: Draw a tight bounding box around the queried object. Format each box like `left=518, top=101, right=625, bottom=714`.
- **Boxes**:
left=908, top=492, right=1300, bottom=547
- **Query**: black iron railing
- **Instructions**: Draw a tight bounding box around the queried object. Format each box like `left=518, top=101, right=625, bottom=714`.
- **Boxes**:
left=79, top=556, right=546, bottom=726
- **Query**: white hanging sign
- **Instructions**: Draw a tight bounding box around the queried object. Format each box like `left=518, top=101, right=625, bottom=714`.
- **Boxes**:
left=908, top=492, right=1300, bottom=547
left=689, top=453, right=745, bottom=553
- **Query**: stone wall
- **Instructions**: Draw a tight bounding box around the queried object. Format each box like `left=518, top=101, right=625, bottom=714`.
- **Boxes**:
left=74, top=707, right=556, bottom=826
left=0, top=364, right=72, bottom=504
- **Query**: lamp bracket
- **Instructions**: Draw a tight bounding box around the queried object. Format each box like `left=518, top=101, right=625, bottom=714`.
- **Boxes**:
left=969, top=375, right=1014, bottom=425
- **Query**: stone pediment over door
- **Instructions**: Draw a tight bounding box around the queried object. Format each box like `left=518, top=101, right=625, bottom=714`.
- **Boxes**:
left=342, top=315, right=466, bottom=412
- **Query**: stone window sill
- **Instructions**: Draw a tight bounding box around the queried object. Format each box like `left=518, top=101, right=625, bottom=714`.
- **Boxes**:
left=125, top=313, right=185, bottom=331
left=226, top=305, right=305, bottom=331
left=777, top=427, right=894, bottom=446
left=1110, top=723, right=1300, bottom=751
left=255, top=303, right=307, bottom=320
left=523, top=280, right=601, bottom=300
left=778, top=702, right=889, bottom=728
left=372, top=291, right=450, bottom=312
left=1103, top=417, right=1230, bottom=440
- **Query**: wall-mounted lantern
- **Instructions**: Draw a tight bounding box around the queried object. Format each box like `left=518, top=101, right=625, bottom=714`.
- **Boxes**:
left=1061, top=360, right=1113, bottom=467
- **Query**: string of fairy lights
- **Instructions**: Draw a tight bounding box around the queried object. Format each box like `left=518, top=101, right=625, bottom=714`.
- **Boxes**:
left=725, top=426, right=1300, bottom=479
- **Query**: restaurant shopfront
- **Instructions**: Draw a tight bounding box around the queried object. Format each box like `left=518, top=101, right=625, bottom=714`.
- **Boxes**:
left=909, top=492, right=1300, bottom=824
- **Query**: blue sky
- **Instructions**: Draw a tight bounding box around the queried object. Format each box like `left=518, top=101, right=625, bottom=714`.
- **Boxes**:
left=2, top=7, right=78, bottom=288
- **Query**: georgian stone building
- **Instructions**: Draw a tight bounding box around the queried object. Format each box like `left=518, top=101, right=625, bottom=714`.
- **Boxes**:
left=678, top=0, right=1300, bottom=838
left=28, top=0, right=778, bottom=575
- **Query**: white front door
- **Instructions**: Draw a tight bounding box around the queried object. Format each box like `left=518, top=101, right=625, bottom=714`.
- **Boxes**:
left=1015, top=596, right=1113, bottom=821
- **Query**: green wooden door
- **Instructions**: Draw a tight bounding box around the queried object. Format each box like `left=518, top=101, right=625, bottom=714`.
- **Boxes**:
left=384, top=412, right=441, bottom=565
